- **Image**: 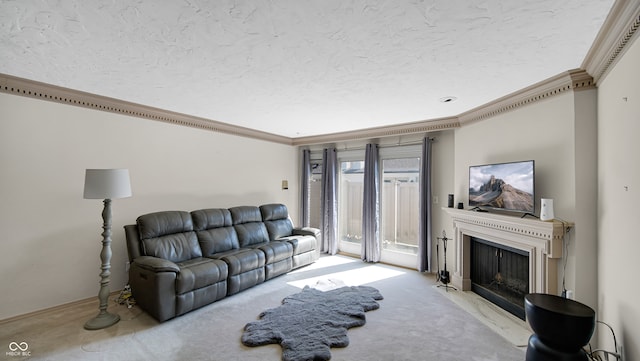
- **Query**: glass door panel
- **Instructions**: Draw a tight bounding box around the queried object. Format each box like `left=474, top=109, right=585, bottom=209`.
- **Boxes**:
left=380, top=157, right=420, bottom=268
left=338, top=160, right=364, bottom=255
left=308, top=160, right=323, bottom=229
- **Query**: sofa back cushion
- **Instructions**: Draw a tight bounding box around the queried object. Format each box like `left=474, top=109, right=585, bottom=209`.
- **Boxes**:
left=136, top=211, right=202, bottom=263
left=229, top=206, right=269, bottom=247
left=191, top=208, right=240, bottom=256
left=260, top=203, right=294, bottom=240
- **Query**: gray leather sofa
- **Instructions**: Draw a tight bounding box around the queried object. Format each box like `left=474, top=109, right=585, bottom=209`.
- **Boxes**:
left=124, top=203, right=320, bottom=322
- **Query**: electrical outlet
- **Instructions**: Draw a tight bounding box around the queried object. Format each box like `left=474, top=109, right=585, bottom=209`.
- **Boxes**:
left=433, top=196, right=439, bottom=204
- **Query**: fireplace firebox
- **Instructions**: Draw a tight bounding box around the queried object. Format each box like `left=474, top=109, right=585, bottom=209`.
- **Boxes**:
left=470, top=237, right=529, bottom=320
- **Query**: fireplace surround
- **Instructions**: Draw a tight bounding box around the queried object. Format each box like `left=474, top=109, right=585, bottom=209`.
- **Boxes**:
left=444, top=208, right=571, bottom=305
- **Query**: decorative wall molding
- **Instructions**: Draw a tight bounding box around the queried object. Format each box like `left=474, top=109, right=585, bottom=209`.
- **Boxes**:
left=0, top=73, right=293, bottom=145
left=582, top=0, right=640, bottom=84
left=4, top=0, right=638, bottom=147
left=0, top=68, right=595, bottom=146
left=292, top=69, right=596, bottom=145
left=457, top=69, right=594, bottom=126
left=0, top=68, right=598, bottom=147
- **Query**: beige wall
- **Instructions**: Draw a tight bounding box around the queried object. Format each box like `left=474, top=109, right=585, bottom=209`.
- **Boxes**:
left=0, top=93, right=298, bottom=320
left=452, top=89, right=598, bottom=312
left=429, top=130, right=456, bottom=270
left=597, top=34, right=640, bottom=359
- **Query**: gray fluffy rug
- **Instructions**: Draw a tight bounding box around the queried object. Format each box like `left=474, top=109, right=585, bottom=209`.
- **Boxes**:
left=241, top=285, right=383, bottom=361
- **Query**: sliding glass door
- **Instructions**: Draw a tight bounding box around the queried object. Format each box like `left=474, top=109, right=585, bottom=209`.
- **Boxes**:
left=380, top=157, right=420, bottom=268
left=306, top=145, right=421, bottom=268
left=338, top=159, right=364, bottom=255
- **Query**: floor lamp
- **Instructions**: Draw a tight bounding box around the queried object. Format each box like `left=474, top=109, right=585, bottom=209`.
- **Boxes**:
left=83, top=168, right=132, bottom=330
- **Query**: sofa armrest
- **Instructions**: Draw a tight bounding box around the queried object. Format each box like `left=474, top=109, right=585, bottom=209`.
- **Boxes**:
left=133, top=256, right=180, bottom=273
left=124, top=224, right=142, bottom=262
left=129, top=258, right=178, bottom=322
left=293, top=227, right=321, bottom=238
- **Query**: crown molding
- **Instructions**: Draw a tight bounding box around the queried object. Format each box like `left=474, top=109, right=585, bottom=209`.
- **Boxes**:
left=0, top=73, right=293, bottom=145
left=0, top=69, right=595, bottom=146
left=2, top=2, right=635, bottom=146
left=0, top=69, right=596, bottom=146
left=582, top=0, right=640, bottom=84
left=291, top=68, right=596, bottom=145
left=457, top=69, right=595, bottom=126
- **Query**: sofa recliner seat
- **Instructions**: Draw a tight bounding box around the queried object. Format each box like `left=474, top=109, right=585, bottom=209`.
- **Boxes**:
left=125, top=211, right=229, bottom=322
left=191, top=208, right=266, bottom=295
left=230, top=206, right=294, bottom=281
left=125, top=203, right=319, bottom=322
left=260, top=203, right=320, bottom=269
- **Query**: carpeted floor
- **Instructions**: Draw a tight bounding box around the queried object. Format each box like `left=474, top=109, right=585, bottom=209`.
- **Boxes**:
left=0, top=255, right=526, bottom=361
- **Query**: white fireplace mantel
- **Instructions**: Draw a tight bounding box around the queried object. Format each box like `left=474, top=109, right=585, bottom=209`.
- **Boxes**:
left=443, top=208, right=572, bottom=295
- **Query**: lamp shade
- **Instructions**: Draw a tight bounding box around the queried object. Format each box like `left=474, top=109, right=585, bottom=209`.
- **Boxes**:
left=83, top=169, right=132, bottom=199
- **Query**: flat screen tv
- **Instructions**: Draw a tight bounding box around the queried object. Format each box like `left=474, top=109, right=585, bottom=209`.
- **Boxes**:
left=468, top=160, right=535, bottom=213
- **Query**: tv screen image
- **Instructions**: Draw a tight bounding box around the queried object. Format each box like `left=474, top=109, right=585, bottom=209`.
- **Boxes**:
left=469, top=160, right=535, bottom=213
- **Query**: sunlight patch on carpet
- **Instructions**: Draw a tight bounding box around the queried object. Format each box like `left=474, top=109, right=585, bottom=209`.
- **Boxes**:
left=287, top=254, right=358, bottom=274
left=287, top=264, right=404, bottom=289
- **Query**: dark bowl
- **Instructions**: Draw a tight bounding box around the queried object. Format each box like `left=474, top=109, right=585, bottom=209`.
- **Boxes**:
left=525, top=293, right=595, bottom=351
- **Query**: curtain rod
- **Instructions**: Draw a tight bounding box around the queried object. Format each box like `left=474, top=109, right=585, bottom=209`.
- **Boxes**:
left=333, top=137, right=436, bottom=152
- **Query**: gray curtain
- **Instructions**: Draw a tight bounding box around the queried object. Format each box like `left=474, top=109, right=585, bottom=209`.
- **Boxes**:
left=321, top=148, right=338, bottom=255
left=299, top=149, right=311, bottom=227
left=361, top=143, right=380, bottom=262
left=418, top=137, right=433, bottom=272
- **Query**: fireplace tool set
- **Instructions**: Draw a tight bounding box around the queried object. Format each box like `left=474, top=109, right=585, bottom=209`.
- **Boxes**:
left=437, top=230, right=457, bottom=291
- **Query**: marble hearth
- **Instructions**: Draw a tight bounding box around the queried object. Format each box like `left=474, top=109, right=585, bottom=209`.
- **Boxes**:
left=444, top=208, right=572, bottom=295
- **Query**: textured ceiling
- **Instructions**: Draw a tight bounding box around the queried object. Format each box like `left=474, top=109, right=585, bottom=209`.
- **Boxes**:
left=0, top=0, right=614, bottom=138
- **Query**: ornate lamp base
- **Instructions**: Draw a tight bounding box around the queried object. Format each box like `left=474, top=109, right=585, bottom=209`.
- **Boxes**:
left=84, top=311, right=120, bottom=330
left=84, top=198, right=120, bottom=331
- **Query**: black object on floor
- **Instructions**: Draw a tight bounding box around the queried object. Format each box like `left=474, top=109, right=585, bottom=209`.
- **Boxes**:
left=524, top=293, right=595, bottom=361
left=436, top=230, right=457, bottom=291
